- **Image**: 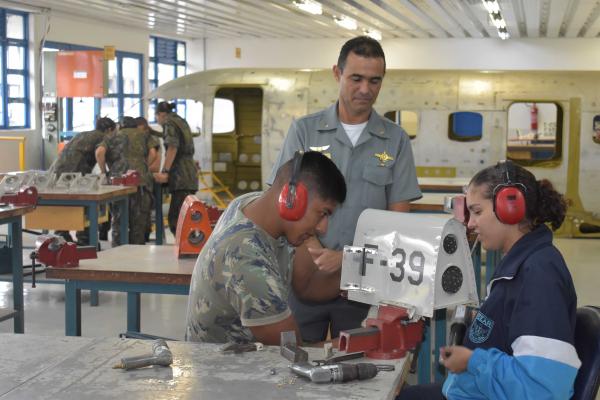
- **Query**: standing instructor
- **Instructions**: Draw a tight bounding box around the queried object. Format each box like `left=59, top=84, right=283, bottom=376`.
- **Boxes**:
left=268, top=36, right=422, bottom=342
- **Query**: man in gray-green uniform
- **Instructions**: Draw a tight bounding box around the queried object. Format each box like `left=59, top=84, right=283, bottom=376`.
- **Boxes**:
left=53, top=117, right=116, bottom=245
left=268, top=36, right=422, bottom=342
left=96, top=117, right=159, bottom=245
left=153, top=102, right=198, bottom=235
left=185, top=151, right=346, bottom=345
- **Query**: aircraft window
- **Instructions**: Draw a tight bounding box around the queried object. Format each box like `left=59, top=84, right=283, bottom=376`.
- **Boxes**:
left=593, top=115, right=600, bottom=145
left=507, top=102, right=562, bottom=165
left=186, top=100, right=203, bottom=134
left=448, top=112, right=483, bottom=142
left=384, top=110, right=418, bottom=139
left=213, top=98, right=235, bottom=134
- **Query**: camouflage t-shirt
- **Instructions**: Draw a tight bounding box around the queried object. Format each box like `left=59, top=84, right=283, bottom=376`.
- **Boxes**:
left=185, top=192, right=293, bottom=344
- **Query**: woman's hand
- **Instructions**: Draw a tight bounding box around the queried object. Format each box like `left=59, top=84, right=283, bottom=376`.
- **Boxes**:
left=440, top=345, right=473, bottom=373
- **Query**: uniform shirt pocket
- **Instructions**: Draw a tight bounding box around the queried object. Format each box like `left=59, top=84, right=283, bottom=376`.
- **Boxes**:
left=361, top=165, right=392, bottom=208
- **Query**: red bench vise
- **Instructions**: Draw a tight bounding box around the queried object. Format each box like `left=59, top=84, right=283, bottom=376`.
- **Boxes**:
left=338, top=305, right=424, bottom=359
left=35, top=235, right=97, bottom=268
left=110, top=170, right=140, bottom=186
left=174, top=195, right=213, bottom=258
left=0, top=186, right=38, bottom=207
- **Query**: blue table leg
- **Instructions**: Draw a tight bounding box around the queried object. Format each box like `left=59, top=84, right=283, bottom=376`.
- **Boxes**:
left=65, top=281, right=81, bottom=336
left=472, top=242, right=482, bottom=299
left=433, top=309, right=447, bottom=382
left=418, top=321, right=431, bottom=383
left=154, top=183, right=164, bottom=245
left=118, top=197, right=129, bottom=245
left=9, top=218, right=24, bottom=333
left=87, top=204, right=100, bottom=307
left=127, top=292, right=141, bottom=332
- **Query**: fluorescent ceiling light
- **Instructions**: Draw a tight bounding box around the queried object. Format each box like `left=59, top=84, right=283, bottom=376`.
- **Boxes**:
left=334, top=15, right=357, bottom=30
left=364, top=28, right=382, bottom=41
left=481, top=0, right=499, bottom=14
left=293, top=0, right=322, bottom=15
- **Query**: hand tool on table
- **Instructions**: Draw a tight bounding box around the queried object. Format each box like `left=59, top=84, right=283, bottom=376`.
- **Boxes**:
left=220, top=342, right=264, bottom=354
left=113, top=339, right=173, bottom=370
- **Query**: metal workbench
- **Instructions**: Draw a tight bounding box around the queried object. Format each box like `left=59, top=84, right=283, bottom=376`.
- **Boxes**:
left=0, top=334, right=408, bottom=399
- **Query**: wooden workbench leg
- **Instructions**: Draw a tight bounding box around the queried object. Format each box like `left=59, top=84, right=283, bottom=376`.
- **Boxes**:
left=65, top=281, right=82, bottom=336
left=9, top=219, right=24, bottom=333
left=127, top=292, right=141, bottom=333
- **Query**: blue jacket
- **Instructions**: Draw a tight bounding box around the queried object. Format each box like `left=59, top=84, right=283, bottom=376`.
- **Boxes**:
left=443, top=225, right=581, bottom=400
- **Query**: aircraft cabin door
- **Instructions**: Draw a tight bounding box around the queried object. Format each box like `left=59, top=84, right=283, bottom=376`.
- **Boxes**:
left=212, top=87, right=263, bottom=195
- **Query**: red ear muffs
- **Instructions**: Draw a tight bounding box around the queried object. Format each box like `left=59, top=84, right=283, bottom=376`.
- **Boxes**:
left=278, top=182, right=308, bottom=221
left=493, top=185, right=526, bottom=225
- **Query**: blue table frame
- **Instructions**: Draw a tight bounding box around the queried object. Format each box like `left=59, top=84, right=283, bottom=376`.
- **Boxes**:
left=63, top=280, right=189, bottom=336
left=153, top=182, right=165, bottom=245
left=45, top=245, right=194, bottom=336
left=36, top=186, right=136, bottom=305
left=0, top=206, right=34, bottom=333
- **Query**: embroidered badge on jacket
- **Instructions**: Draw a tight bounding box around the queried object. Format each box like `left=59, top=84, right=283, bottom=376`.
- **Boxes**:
left=468, top=311, right=494, bottom=344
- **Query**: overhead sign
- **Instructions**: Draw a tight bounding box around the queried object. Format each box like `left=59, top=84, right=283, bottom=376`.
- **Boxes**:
left=56, top=51, right=104, bottom=98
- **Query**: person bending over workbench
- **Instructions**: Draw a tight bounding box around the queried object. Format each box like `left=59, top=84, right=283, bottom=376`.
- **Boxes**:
left=184, top=151, right=346, bottom=345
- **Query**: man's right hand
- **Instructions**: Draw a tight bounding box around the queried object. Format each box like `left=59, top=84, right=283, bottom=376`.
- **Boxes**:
left=153, top=172, right=169, bottom=183
left=307, top=247, right=342, bottom=273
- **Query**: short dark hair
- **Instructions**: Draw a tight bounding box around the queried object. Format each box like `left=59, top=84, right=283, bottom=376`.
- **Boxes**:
left=156, top=101, right=176, bottom=114
left=135, top=116, right=149, bottom=128
left=120, top=116, right=137, bottom=129
left=337, top=36, right=386, bottom=73
left=275, top=151, right=346, bottom=205
left=469, top=162, right=567, bottom=230
left=95, top=117, right=116, bottom=132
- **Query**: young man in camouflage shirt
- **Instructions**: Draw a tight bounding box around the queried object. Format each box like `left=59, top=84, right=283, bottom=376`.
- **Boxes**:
left=185, top=151, right=346, bottom=345
left=95, top=117, right=159, bottom=245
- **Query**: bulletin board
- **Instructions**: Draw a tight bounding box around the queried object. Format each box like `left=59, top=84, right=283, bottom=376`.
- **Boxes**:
left=56, top=51, right=105, bottom=98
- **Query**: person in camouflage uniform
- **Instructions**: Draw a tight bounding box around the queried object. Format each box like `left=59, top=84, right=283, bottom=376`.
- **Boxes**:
left=153, top=102, right=198, bottom=235
left=136, top=117, right=163, bottom=241
left=184, top=151, right=346, bottom=345
left=53, top=117, right=116, bottom=245
left=96, top=117, right=159, bottom=245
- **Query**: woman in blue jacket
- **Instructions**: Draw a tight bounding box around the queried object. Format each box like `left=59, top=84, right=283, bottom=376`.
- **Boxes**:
left=399, top=161, right=581, bottom=400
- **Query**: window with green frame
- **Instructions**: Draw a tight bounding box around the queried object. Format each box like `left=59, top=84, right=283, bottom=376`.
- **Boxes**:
left=44, top=41, right=143, bottom=134
left=148, top=36, right=186, bottom=122
left=1, top=8, right=29, bottom=129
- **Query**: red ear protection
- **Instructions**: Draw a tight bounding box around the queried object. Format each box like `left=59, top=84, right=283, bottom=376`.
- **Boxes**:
left=278, top=152, right=308, bottom=221
left=492, top=161, right=526, bottom=225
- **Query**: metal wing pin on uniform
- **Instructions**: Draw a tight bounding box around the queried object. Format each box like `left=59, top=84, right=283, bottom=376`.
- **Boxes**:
left=374, top=151, right=393, bottom=166
left=309, top=145, right=331, bottom=158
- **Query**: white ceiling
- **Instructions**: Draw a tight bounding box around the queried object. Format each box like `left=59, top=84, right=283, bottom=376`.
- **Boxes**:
left=11, top=0, right=600, bottom=40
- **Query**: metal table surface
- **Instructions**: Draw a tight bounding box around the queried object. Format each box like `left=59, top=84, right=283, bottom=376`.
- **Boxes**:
left=46, top=245, right=195, bottom=336
left=0, top=334, right=408, bottom=400
left=0, top=205, right=34, bottom=333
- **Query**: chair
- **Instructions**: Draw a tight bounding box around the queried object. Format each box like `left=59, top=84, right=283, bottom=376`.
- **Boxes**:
left=573, top=306, right=600, bottom=400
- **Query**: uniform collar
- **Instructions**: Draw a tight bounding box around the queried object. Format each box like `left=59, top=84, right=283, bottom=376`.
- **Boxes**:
left=492, top=224, right=553, bottom=280
left=317, top=102, right=388, bottom=141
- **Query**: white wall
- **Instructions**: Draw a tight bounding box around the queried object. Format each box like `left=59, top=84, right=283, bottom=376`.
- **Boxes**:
left=10, top=11, right=199, bottom=170
left=204, top=38, right=600, bottom=71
